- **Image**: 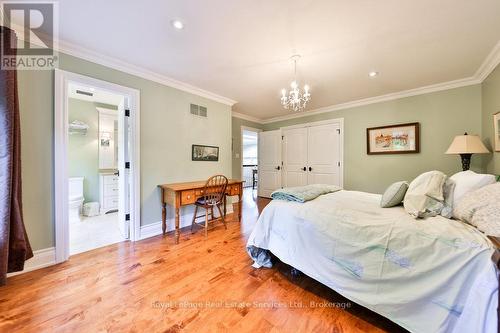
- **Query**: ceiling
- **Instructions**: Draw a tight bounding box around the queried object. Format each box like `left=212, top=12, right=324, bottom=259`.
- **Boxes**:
left=50, top=1, right=500, bottom=119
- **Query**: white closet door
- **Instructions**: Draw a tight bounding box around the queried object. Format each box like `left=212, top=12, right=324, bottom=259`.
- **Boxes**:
left=282, top=127, right=308, bottom=187
left=258, top=130, right=282, bottom=198
left=307, top=123, right=341, bottom=186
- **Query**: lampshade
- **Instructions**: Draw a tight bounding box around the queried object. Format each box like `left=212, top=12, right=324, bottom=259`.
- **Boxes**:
left=445, top=134, right=490, bottom=155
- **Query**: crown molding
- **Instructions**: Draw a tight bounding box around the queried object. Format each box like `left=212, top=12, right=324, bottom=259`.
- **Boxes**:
left=3, top=20, right=237, bottom=106
left=260, top=76, right=480, bottom=124
left=231, top=111, right=263, bottom=123
left=233, top=76, right=480, bottom=125
left=474, top=40, right=500, bottom=82
left=233, top=40, right=500, bottom=124
left=57, top=39, right=238, bottom=106
left=5, top=16, right=500, bottom=119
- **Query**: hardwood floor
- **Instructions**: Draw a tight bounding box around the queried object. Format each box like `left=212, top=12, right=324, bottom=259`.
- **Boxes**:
left=1, top=188, right=405, bottom=333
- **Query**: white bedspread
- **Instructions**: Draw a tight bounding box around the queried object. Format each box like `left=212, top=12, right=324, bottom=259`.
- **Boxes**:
left=247, top=190, right=498, bottom=333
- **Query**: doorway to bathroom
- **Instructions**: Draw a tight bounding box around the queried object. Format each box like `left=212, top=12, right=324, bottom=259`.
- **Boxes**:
left=67, top=85, right=126, bottom=255
left=54, top=70, right=140, bottom=262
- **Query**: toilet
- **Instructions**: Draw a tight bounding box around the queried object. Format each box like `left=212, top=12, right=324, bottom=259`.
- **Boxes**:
left=68, top=177, right=84, bottom=222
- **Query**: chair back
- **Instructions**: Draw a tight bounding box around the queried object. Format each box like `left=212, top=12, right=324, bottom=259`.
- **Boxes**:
left=202, top=175, right=228, bottom=205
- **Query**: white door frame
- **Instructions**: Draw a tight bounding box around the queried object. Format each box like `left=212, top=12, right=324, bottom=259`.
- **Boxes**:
left=280, top=118, right=344, bottom=188
left=240, top=126, right=262, bottom=189
left=54, top=69, right=141, bottom=263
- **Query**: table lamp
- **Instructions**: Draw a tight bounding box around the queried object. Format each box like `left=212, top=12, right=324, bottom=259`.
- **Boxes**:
left=445, top=133, right=490, bottom=171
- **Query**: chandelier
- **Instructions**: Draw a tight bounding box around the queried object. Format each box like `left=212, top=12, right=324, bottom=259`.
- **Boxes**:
left=281, top=55, right=311, bottom=112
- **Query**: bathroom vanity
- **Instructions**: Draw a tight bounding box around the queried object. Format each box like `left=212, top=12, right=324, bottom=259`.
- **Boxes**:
left=99, top=172, right=119, bottom=214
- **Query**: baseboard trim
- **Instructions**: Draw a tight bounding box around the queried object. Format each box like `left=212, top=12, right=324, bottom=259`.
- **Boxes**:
left=139, top=204, right=235, bottom=240
left=7, top=247, right=56, bottom=277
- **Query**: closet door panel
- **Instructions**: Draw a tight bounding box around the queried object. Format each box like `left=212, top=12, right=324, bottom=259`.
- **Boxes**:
left=307, top=171, right=340, bottom=186
left=307, top=124, right=341, bottom=186
left=282, top=128, right=308, bottom=187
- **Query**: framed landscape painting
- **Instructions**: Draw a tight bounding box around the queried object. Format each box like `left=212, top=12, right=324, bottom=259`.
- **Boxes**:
left=367, top=122, right=420, bottom=155
left=192, top=144, right=219, bottom=161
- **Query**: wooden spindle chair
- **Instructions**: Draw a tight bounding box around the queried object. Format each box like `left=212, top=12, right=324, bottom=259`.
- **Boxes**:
left=191, top=175, right=228, bottom=237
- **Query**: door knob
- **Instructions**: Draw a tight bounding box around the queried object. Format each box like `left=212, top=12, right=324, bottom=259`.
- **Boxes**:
left=275, top=166, right=281, bottom=170
left=309, top=167, right=312, bottom=172
left=302, top=167, right=306, bottom=171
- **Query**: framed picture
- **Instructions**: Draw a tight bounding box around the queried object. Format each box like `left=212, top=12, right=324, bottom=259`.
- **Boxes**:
left=367, top=122, right=420, bottom=155
left=494, top=112, right=500, bottom=152
left=192, top=144, right=219, bottom=161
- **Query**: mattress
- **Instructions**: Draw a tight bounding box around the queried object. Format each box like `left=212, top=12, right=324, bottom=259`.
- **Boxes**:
left=247, top=190, right=498, bottom=333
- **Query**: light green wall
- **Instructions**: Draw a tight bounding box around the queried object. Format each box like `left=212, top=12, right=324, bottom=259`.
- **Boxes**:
left=18, top=69, right=53, bottom=251
left=68, top=99, right=118, bottom=203
left=231, top=117, right=263, bottom=179
left=262, top=85, right=483, bottom=194
left=18, top=52, right=232, bottom=251
left=482, top=64, right=500, bottom=175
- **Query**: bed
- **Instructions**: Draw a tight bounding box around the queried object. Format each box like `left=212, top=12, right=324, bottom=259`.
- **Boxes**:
left=247, top=189, right=498, bottom=333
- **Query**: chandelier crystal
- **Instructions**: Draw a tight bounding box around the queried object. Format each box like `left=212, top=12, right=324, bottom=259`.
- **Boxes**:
left=281, top=55, right=311, bottom=112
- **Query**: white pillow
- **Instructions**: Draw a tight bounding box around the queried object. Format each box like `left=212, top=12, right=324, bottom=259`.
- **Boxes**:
left=403, top=170, right=447, bottom=218
left=453, top=183, right=500, bottom=236
left=471, top=203, right=500, bottom=237
left=450, top=171, right=496, bottom=204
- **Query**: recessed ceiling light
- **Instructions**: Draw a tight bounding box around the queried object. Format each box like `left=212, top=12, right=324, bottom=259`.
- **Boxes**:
left=369, top=71, right=379, bottom=78
left=171, top=19, right=184, bottom=30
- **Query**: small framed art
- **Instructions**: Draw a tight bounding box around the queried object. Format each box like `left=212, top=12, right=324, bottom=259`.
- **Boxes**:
left=367, top=122, right=420, bottom=155
left=192, top=144, right=219, bottom=161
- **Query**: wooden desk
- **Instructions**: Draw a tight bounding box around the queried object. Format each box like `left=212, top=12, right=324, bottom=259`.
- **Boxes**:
left=158, top=179, right=244, bottom=243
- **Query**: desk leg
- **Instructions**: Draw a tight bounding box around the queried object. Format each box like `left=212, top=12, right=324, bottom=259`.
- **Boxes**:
left=238, top=184, right=242, bottom=221
left=175, top=206, right=180, bottom=244
left=173, top=192, right=181, bottom=244
left=223, top=195, right=227, bottom=217
left=161, top=202, right=167, bottom=235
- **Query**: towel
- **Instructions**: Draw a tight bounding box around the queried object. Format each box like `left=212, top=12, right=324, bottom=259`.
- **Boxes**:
left=271, top=184, right=341, bottom=203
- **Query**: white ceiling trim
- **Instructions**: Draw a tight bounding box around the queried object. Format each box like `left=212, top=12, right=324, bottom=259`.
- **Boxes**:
left=233, top=40, right=500, bottom=124
left=231, top=111, right=262, bottom=124
left=232, top=76, right=479, bottom=124
left=57, top=39, right=238, bottom=106
left=475, top=40, right=500, bottom=82
left=260, top=76, right=480, bottom=124
left=4, top=19, right=237, bottom=107
left=5, top=17, right=499, bottom=121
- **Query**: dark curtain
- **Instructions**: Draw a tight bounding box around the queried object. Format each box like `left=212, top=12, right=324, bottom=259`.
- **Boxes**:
left=0, top=26, right=33, bottom=285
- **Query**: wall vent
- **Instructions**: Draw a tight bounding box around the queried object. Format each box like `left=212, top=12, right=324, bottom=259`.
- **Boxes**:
left=190, top=103, right=208, bottom=118
left=76, top=89, right=93, bottom=97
